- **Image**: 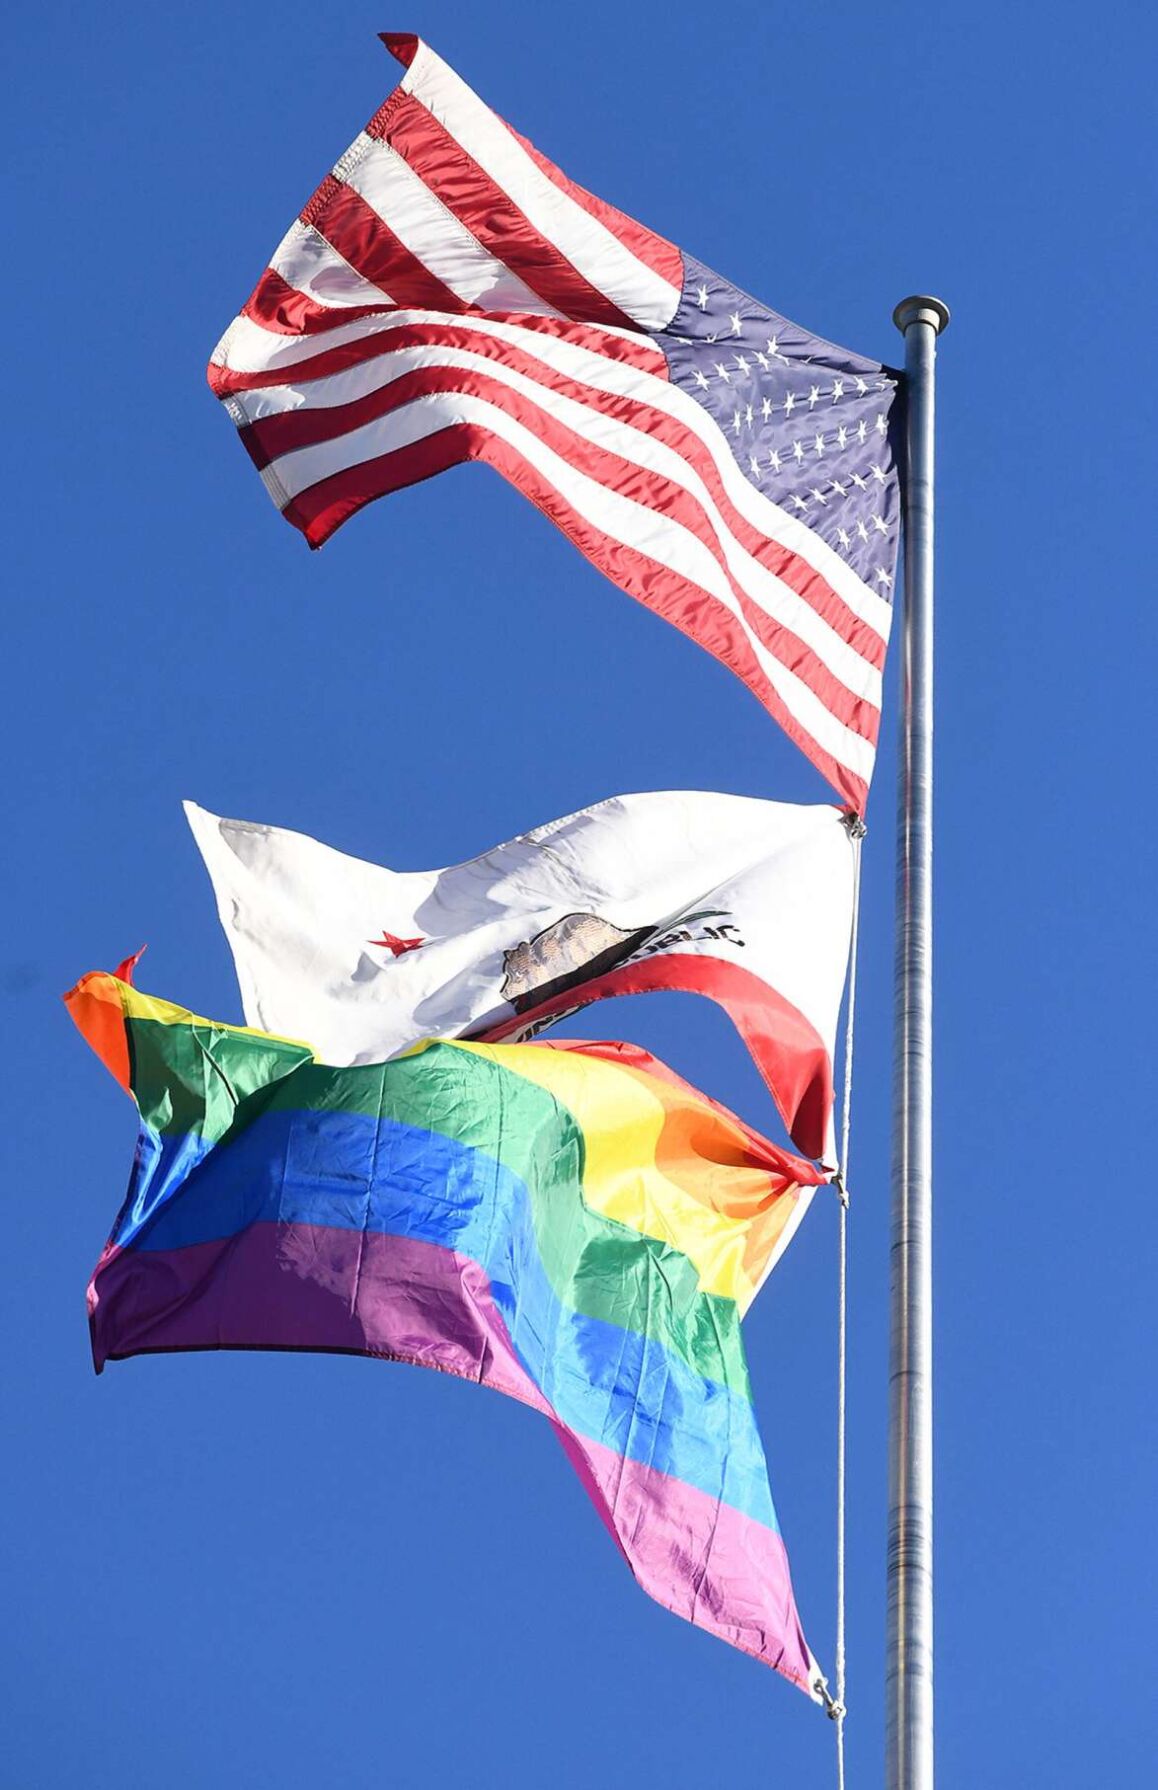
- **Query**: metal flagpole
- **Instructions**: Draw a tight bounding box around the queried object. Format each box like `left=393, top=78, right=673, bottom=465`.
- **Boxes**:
left=886, top=294, right=949, bottom=1790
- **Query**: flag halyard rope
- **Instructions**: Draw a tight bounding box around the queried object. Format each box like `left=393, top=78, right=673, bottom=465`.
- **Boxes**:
left=831, top=818, right=864, bottom=1789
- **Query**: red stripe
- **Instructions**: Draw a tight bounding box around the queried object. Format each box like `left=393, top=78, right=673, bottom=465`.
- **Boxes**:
left=209, top=310, right=667, bottom=397
left=243, top=267, right=392, bottom=338
left=378, top=31, right=683, bottom=298
left=225, top=314, right=883, bottom=671
left=484, top=959, right=836, bottom=1163
left=277, top=421, right=872, bottom=808
left=510, top=124, right=682, bottom=296
left=379, top=31, right=419, bottom=69
left=307, top=174, right=469, bottom=315
left=364, top=92, right=643, bottom=331
left=246, top=364, right=881, bottom=743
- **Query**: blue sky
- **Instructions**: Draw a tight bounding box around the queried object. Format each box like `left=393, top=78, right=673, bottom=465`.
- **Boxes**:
left=5, top=3, right=1156, bottom=1784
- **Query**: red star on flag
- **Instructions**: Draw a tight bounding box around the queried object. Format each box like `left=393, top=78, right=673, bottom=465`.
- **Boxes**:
left=368, top=931, right=426, bottom=957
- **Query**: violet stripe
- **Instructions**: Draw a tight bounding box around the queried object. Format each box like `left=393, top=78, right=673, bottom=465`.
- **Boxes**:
left=553, top=1426, right=815, bottom=1689
left=90, top=1221, right=811, bottom=1687
left=90, top=1225, right=550, bottom=1412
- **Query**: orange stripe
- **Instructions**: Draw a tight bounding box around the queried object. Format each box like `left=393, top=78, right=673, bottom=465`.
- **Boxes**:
left=532, top=1037, right=822, bottom=1303
left=596, top=1052, right=814, bottom=1293
left=63, top=972, right=131, bottom=1093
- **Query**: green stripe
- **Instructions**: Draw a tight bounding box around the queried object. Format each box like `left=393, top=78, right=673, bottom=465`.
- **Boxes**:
left=125, top=1019, right=750, bottom=1396
left=127, top=1015, right=312, bottom=1139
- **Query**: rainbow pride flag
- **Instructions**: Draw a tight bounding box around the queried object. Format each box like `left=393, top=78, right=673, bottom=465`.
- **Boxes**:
left=68, top=968, right=827, bottom=1694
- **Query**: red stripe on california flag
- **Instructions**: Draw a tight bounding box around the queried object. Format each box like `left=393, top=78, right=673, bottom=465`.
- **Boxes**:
left=277, top=423, right=873, bottom=809
left=309, top=176, right=468, bottom=314
left=365, top=95, right=642, bottom=331
left=481, top=954, right=836, bottom=1164
left=245, top=362, right=882, bottom=732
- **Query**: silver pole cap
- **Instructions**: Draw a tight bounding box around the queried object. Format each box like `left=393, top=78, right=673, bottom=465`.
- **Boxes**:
left=892, top=295, right=950, bottom=335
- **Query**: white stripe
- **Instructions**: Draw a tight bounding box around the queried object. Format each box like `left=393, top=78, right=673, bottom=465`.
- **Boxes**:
left=222, top=306, right=892, bottom=646
left=233, top=343, right=881, bottom=709
left=399, top=40, right=681, bottom=332
left=269, top=220, right=394, bottom=308
left=212, top=309, right=406, bottom=373
left=266, top=390, right=877, bottom=785
left=209, top=305, right=651, bottom=374
left=340, top=134, right=565, bottom=317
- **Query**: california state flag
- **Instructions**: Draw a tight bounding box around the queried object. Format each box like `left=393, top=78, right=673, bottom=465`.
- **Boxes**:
left=186, top=792, right=854, bottom=1162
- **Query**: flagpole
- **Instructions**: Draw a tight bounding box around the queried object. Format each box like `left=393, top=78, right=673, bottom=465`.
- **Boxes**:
left=886, top=294, right=948, bottom=1790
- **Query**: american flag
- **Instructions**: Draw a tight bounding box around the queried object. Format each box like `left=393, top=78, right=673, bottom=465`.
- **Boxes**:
left=210, top=33, right=902, bottom=810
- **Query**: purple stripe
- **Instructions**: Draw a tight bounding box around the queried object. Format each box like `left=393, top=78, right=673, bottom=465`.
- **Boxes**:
left=553, top=1426, right=814, bottom=1687
left=90, top=1222, right=812, bottom=1688
left=90, top=1224, right=552, bottom=1416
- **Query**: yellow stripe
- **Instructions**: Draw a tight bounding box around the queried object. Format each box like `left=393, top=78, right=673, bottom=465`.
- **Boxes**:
left=88, top=972, right=317, bottom=1056
left=444, top=1038, right=767, bottom=1307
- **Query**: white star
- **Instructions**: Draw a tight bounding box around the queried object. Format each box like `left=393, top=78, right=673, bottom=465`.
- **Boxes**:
left=754, top=350, right=769, bottom=370
left=749, top=454, right=761, bottom=475
left=832, top=379, right=845, bottom=402
left=761, top=396, right=773, bottom=420
left=791, top=493, right=809, bottom=511
left=850, top=471, right=868, bottom=489
left=745, top=403, right=754, bottom=425
left=810, top=486, right=829, bottom=505
left=808, top=384, right=822, bottom=408
left=876, top=377, right=890, bottom=389
left=732, top=409, right=743, bottom=435
left=856, top=518, right=870, bottom=542
left=857, top=419, right=868, bottom=444
left=814, top=432, right=825, bottom=455
left=875, top=568, right=893, bottom=587
left=872, top=513, right=889, bottom=533
left=871, top=463, right=886, bottom=483
left=735, top=353, right=750, bottom=375
left=696, top=284, right=709, bottom=309
left=715, top=362, right=732, bottom=382
left=793, top=439, right=805, bottom=463
left=829, top=478, right=848, bottom=495
left=784, top=392, right=797, bottom=416
left=729, top=312, right=743, bottom=335
left=768, top=448, right=782, bottom=472
left=855, top=376, right=869, bottom=395
left=693, top=369, right=710, bottom=390
left=837, top=424, right=848, bottom=449
left=837, top=526, right=851, bottom=549
left=768, top=335, right=789, bottom=362
left=876, top=412, right=888, bottom=435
